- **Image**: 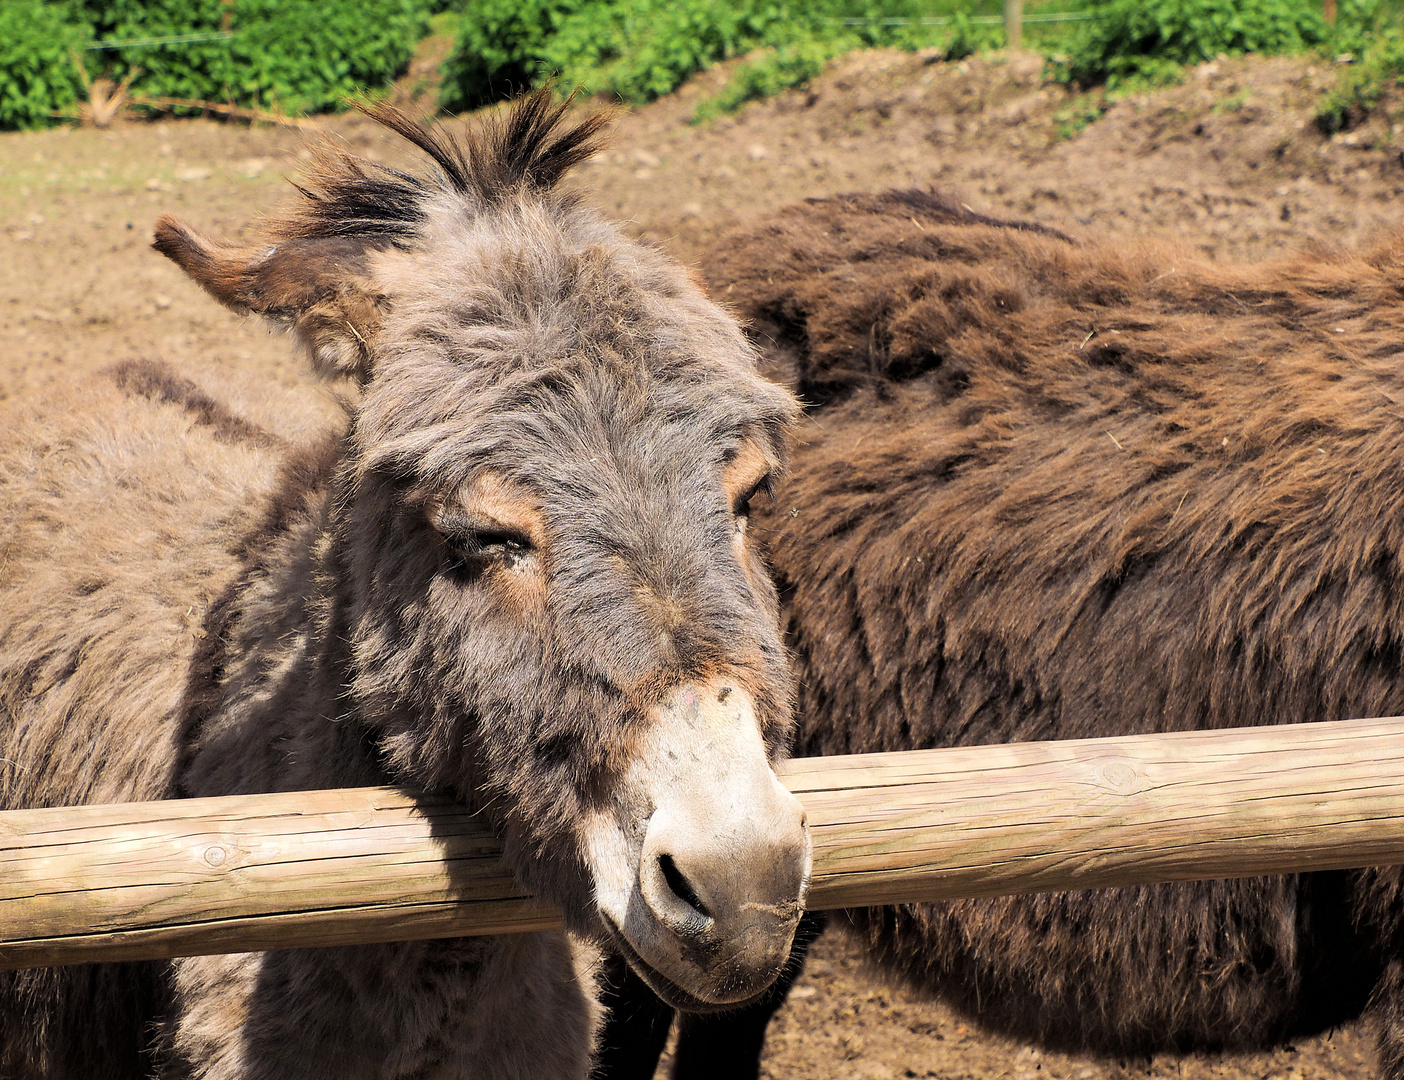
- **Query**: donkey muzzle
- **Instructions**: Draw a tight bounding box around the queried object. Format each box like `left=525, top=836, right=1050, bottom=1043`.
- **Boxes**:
left=589, top=680, right=812, bottom=1008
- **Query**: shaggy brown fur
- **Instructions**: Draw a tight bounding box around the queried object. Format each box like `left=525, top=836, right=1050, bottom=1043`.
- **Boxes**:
left=644, top=188, right=1404, bottom=1071
left=0, top=365, right=291, bottom=1078
left=0, top=95, right=807, bottom=1079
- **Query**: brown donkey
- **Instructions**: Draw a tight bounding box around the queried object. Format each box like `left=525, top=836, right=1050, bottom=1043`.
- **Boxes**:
left=0, top=94, right=811, bottom=1079
left=599, top=189, right=1404, bottom=1078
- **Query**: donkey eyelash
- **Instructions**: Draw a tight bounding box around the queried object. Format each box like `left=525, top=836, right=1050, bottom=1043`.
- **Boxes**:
left=733, top=473, right=775, bottom=517
left=446, top=529, right=533, bottom=558
left=434, top=508, right=534, bottom=563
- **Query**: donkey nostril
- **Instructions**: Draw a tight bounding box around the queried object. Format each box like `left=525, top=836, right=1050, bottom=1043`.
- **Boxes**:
left=657, top=853, right=710, bottom=918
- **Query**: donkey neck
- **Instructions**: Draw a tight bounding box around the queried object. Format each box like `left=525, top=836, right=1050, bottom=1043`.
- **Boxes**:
left=177, top=432, right=393, bottom=800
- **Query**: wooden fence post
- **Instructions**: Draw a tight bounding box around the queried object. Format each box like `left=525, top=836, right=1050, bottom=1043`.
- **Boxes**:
left=1004, top=0, right=1024, bottom=49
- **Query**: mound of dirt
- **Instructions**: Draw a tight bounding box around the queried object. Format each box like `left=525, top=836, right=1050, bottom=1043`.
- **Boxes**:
left=583, top=47, right=1404, bottom=265
left=1, top=45, right=1399, bottom=1080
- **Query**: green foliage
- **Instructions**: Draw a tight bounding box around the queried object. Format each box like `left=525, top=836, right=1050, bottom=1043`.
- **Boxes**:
left=545, top=2, right=734, bottom=103
left=1317, top=37, right=1404, bottom=132
left=1316, top=1, right=1404, bottom=133
left=91, top=0, right=430, bottom=113
left=942, top=12, right=1003, bottom=62
left=1054, top=0, right=1328, bottom=88
left=547, top=1, right=798, bottom=104
left=440, top=0, right=586, bottom=111
left=92, top=0, right=236, bottom=104
left=692, top=37, right=841, bottom=123
left=0, top=1, right=92, bottom=131
left=444, top=0, right=814, bottom=107
left=686, top=3, right=1003, bottom=125
left=223, top=0, right=430, bottom=113
left=440, top=0, right=973, bottom=111
left=0, top=0, right=431, bottom=129
left=1052, top=91, right=1109, bottom=137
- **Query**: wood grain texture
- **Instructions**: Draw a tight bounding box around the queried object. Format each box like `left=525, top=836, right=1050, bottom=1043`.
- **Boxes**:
left=3, top=717, right=1404, bottom=968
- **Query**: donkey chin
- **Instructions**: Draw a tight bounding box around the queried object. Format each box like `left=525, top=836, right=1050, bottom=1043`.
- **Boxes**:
left=583, top=679, right=812, bottom=1011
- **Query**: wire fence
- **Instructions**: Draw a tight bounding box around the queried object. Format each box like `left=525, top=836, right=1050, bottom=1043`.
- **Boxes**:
left=84, top=7, right=1097, bottom=54
left=840, top=11, right=1093, bottom=25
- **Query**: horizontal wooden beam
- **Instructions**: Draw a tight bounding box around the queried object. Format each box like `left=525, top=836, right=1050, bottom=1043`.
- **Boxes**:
left=3, top=717, right=1404, bottom=968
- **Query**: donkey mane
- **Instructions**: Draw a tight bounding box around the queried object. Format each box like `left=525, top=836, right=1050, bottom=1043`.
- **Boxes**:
left=151, top=92, right=619, bottom=383
left=277, top=92, right=610, bottom=243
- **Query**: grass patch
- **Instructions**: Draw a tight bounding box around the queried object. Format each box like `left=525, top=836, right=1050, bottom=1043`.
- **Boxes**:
left=1050, top=63, right=1192, bottom=140
left=1315, top=2, right=1404, bottom=133
left=1053, top=92, right=1110, bottom=138
left=686, top=12, right=1005, bottom=124
left=1212, top=87, right=1252, bottom=112
left=691, top=40, right=837, bottom=124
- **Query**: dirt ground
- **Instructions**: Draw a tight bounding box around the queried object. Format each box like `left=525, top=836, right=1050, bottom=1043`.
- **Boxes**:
left=2, top=44, right=1400, bottom=1080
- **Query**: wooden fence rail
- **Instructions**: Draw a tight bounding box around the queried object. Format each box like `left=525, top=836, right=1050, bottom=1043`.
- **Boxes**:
left=4, top=716, right=1404, bottom=969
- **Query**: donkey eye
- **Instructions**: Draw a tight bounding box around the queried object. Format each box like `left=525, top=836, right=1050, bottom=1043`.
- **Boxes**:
left=434, top=506, right=534, bottom=569
left=447, top=528, right=533, bottom=562
left=733, top=473, right=774, bottom=519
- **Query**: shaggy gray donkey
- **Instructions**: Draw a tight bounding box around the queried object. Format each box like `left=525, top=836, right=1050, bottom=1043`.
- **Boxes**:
left=0, top=93, right=810, bottom=1080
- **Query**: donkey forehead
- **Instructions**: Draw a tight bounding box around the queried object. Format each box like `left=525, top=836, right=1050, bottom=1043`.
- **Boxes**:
left=369, top=195, right=763, bottom=358
left=358, top=357, right=790, bottom=496
left=357, top=220, right=798, bottom=487
left=381, top=198, right=710, bottom=333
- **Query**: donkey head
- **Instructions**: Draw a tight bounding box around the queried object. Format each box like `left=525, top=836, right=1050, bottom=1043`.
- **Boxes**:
left=154, top=94, right=809, bottom=1009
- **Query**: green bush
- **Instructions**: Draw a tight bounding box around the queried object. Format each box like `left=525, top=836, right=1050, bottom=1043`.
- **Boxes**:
left=440, top=0, right=962, bottom=111
left=942, top=12, right=1004, bottom=62
left=439, top=0, right=585, bottom=111
left=546, top=0, right=790, bottom=103
left=443, top=0, right=800, bottom=108
left=1056, top=0, right=1328, bottom=88
left=90, top=0, right=430, bottom=113
left=691, top=37, right=841, bottom=123
left=0, top=0, right=431, bottom=129
left=90, top=0, right=236, bottom=104
left=0, top=1, right=92, bottom=131
left=225, top=0, right=431, bottom=113
left=1316, top=0, right=1404, bottom=132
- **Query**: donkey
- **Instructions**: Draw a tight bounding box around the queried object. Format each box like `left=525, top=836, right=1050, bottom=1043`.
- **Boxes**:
left=598, top=188, right=1404, bottom=1078
left=0, top=93, right=812, bottom=1079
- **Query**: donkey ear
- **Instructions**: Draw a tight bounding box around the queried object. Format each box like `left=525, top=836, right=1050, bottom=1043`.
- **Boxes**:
left=153, top=215, right=386, bottom=382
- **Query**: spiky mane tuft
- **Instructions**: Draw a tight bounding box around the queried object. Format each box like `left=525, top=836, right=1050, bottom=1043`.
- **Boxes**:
left=274, top=90, right=610, bottom=244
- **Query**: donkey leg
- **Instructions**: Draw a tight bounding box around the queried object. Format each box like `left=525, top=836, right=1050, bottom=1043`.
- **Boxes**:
left=591, top=953, right=675, bottom=1080
left=1375, top=960, right=1404, bottom=1080
left=592, top=912, right=827, bottom=1080
left=669, top=911, right=828, bottom=1080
